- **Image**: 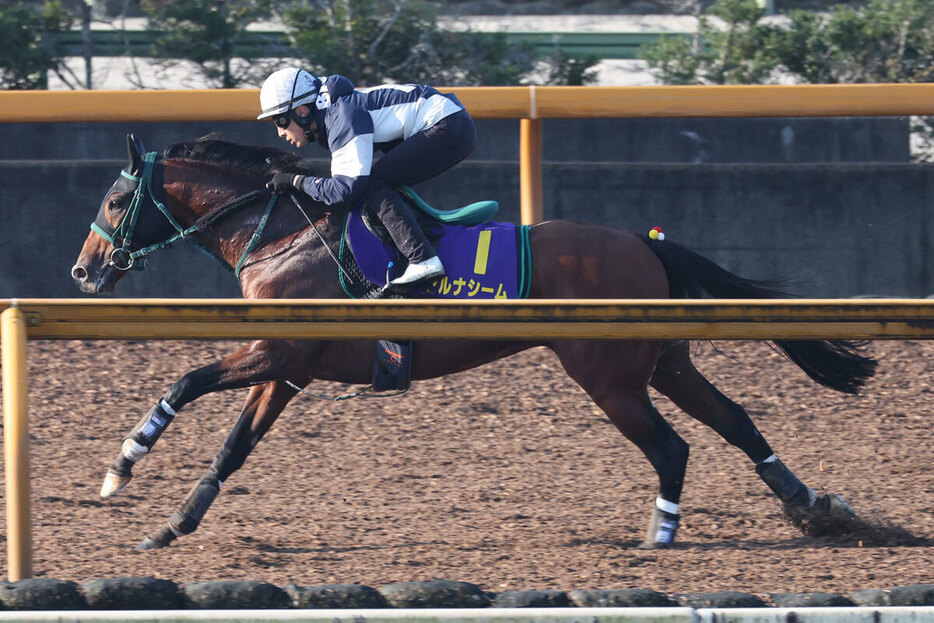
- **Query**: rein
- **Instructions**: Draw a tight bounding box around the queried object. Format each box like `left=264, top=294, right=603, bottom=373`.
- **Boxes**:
left=288, top=193, right=354, bottom=283
left=90, top=151, right=278, bottom=281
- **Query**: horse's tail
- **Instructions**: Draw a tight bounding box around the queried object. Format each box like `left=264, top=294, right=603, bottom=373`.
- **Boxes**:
left=639, top=234, right=877, bottom=394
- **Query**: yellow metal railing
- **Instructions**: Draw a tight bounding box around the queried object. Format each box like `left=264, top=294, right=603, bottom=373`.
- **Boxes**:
left=1, top=297, right=933, bottom=579
left=1, top=306, right=32, bottom=581
left=4, top=84, right=934, bottom=224
left=3, top=298, right=934, bottom=340
left=4, top=84, right=934, bottom=123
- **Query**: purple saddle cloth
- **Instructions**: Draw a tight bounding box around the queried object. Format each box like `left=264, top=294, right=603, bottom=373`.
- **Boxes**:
left=341, top=202, right=531, bottom=299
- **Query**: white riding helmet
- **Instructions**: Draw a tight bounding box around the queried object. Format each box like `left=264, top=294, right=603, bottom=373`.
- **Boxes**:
left=257, top=68, right=319, bottom=120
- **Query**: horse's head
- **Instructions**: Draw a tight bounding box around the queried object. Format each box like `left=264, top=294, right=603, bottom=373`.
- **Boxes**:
left=73, top=133, right=333, bottom=295
left=72, top=134, right=177, bottom=294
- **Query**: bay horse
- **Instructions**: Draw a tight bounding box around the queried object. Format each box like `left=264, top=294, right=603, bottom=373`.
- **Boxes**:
left=71, top=134, right=875, bottom=551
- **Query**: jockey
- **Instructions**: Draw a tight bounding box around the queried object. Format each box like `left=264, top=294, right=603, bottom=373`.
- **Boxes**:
left=258, top=67, right=477, bottom=286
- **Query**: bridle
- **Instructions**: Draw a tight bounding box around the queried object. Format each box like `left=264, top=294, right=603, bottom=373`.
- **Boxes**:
left=90, top=151, right=167, bottom=271
left=89, top=151, right=279, bottom=280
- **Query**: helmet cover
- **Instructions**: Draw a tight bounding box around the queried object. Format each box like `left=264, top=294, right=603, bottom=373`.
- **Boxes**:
left=257, top=68, right=319, bottom=120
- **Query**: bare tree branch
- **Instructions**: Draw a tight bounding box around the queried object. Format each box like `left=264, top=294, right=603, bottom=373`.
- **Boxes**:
left=120, top=0, right=150, bottom=88
left=365, top=0, right=405, bottom=62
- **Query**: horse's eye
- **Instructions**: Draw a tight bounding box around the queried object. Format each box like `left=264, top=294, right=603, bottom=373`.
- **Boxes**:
left=109, top=199, right=120, bottom=209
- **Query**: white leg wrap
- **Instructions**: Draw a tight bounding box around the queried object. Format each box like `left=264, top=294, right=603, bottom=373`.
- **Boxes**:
left=656, top=497, right=680, bottom=515
left=121, top=438, right=149, bottom=463
left=159, top=399, right=177, bottom=416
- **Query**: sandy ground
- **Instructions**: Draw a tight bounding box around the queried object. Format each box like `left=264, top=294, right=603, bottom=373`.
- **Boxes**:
left=0, top=337, right=931, bottom=598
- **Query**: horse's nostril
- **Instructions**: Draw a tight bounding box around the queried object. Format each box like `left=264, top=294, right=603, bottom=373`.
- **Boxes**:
left=71, top=265, right=88, bottom=281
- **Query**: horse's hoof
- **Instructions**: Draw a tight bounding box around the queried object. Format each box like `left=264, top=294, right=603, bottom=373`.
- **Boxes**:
left=134, top=525, right=178, bottom=551
left=637, top=540, right=672, bottom=550
left=785, top=493, right=857, bottom=536
left=134, top=536, right=166, bottom=551
left=100, top=472, right=132, bottom=498
left=821, top=493, right=856, bottom=520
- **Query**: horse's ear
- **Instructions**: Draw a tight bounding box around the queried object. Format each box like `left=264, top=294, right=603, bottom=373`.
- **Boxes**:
left=126, top=133, right=145, bottom=176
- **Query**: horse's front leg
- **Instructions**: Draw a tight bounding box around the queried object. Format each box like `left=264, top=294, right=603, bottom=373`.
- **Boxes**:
left=101, top=340, right=294, bottom=498
left=135, top=380, right=296, bottom=550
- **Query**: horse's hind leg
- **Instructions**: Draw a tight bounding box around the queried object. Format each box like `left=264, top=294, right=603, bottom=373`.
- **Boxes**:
left=136, top=380, right=297, bottom=550
left=649, top=340, right=855, bottom=535
left=551, top=340, right=689, bottom=549
left=101, top=340, right=294, bottom=498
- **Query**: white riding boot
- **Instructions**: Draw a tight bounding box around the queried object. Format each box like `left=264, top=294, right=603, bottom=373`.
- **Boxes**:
left=390, top=256, right=445, bottom=285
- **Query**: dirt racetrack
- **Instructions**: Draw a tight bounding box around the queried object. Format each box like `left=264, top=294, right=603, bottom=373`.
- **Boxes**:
left=1, top=337, right=932, bottom=599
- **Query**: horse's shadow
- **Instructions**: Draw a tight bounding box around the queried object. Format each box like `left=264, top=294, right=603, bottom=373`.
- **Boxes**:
left=241, top=536, right=451, bottom=555
left=240, top=519, right=931, bottom=557
left=560, top=517, right=932, bottom=551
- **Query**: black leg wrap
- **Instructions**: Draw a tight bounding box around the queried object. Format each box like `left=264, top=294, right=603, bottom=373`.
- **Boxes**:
left=756, top=458, right=814, bottom=508
left=127, top=401, right=176, bottom=449
left=115, top=401, right=177, bottom=472
left=168, top=475, right=221, bottom=536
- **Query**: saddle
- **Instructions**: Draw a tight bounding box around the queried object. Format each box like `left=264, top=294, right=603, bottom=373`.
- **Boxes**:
left=339, top=187, right=532, bottom=301
left=339, top=188, right=533, bottom=393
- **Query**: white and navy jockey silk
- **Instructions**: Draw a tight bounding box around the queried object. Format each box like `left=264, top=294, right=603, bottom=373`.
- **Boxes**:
left=298, top=75, right=465, bottom=206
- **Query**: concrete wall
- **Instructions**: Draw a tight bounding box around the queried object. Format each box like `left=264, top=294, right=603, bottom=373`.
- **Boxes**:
left=2, top=159, right=930, bottom=299
left=0, top=160, right=245, bottom=299
left=1, top=118, right=929, bottom=299
left=541, top=162, right=933, bottom=297
left=421, top=160, right=933, bottom=298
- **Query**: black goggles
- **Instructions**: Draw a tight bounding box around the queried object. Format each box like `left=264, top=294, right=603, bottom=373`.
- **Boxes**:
left=273, top=113, right=291, bottom=129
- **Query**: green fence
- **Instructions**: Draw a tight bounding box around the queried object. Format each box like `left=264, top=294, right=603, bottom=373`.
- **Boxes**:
left=54, top=30, right=681, bottom=60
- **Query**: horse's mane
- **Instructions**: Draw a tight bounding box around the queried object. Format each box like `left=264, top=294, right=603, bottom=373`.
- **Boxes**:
left=163, top=133, right=319, bottom=177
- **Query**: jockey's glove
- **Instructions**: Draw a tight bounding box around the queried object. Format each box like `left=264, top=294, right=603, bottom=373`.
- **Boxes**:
left=266, top=172, right=304, bottom=194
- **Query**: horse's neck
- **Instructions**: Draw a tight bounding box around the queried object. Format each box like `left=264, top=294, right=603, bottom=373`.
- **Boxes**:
left=164, top=161, right=346, bottom=297
left=163, top=162, right=268, bottom=266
